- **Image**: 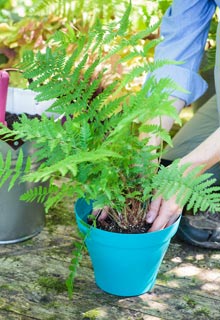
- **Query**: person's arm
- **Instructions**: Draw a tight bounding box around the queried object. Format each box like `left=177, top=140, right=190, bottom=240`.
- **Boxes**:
left=151, top=0, right=217, bottom=106
left=147, top=128, right=220, bottom=231
left=143, top=0, right=217, bottom=151
left=144, top=0, right=218, bottom=231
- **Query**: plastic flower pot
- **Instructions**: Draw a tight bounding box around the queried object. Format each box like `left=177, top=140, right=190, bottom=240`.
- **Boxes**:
left=74, top=198, right=181, bottom=297
left=0, top=87, right=52, bottom=244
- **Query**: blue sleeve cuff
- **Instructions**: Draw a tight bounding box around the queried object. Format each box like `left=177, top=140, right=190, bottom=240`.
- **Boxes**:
left=151, top=64, right=208, bottom=106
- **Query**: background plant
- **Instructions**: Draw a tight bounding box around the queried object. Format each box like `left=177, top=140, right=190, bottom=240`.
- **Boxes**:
left=1, top=0, right=217, bottom=86
left=0, top=0, right=172, bottom=87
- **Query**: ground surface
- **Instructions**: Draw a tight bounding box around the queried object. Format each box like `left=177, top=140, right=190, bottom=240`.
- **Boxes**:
left=0, top=197, right=220, bottom=320
left=0, top=103, right=217, bottom=320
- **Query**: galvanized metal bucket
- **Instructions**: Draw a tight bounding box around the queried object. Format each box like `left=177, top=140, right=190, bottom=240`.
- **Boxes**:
left=0, top=87, right=52, bottom=244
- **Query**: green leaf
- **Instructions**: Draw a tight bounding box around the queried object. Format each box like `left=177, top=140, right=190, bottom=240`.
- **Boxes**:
left=8, top=149, right=24, bottom=190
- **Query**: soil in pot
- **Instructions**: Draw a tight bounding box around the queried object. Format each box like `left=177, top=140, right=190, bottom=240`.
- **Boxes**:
left=89, top=212, right=153, bottom=234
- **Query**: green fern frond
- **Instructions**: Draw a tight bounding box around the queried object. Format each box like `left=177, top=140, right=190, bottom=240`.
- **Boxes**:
left=80, top=121, right=91, bottom=150
left=49, top=29, right=75, bottom=47
left=66, top=239, right=86, bottom=299
left=139, top=124, right=173, bottom=147
left=9, top=2, right=219, bottom=227
left=129, top=20, right=161, bottom=44
left=88, top=81, right=118, bottom=112
left=23, top=149, right=122, bottom=183
left=0, top=149, right=29, bottom=190
left=30, top=0, right=53, bottom=13
left=18, top=50, right=35, bottom=75
left=62, top=39, right=86, bottom=74
left=146, top=58, right=183, bottom=73
left=0, top=151, right=12, bottom=188
left=142, top=38, right=162, bottom=57
left=119, top=40, right=159, bottom=63
left=115, top=65, right=147, bottom=94
left=20, top=181, right=81, bottom=213
left=20, top=185, right=49, bottom=203
left=101, top=22, right=121, bottom=46
left=97, top=96, right=125, bottom=122
left=88, top=19, right=106, bottom=53
left=30, top=0, right=74, bottom=19
left=0, top=124, right=18, bottom=140
left=103, top=21, right=160, bottom=63
left=116, top=0, right=131, bottom=36
left=29, top=48, right=65, bottom=84
left=12, top=114, right=56, bottom=142
left=153, top=161, right=220, bottom=213
left=8, top=149, right=23, bottom=190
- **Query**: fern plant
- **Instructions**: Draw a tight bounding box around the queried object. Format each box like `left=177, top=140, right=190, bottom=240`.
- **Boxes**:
left=1, top=2, right=220, bottom=232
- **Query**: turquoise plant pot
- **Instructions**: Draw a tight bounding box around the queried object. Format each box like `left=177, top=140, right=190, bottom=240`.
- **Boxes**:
left=75, top=198, right=181, bottom=297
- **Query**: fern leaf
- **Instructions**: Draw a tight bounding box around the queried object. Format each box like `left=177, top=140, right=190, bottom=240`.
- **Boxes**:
left=20, top=185, right=48, bottom=203
left=8, top=149, right=24, bottom=191
left=115, top=65, right=147, bottom=94
left=139, top=124, right=173, bottom=147
left=0, top=151, right=12, bottom=188
left=80, top=122, right=91, bottom=150
left=117, top=0, right=131, bottom=36
left=66, top=240, right=85, bottom=299
left=44, top=183, right=78, bottom=212
left=152, top=161, right=220, bottom=214
left=129, top=21, right=161, bottom=44
left=23, top=149, right=121, bottom=183
left=143, top=38, right=162, bottom=57
left=97, top=96, right=125, bottom=122
left=0, top=153, right=3, bottom=174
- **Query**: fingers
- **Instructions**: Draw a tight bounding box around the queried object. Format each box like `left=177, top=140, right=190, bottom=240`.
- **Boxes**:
left=166, top=211, right=181, bottom=227
left=146, top=196, right=162, bottom=223
left=148, top=211, right=180, bottom=232
left=147, top=196, right=182, bottom=232
left=92, top=206, right=109, bottom=221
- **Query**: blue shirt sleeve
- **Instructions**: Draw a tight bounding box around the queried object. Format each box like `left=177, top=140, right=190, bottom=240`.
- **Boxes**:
left=151, top=0, right=217, bottom=105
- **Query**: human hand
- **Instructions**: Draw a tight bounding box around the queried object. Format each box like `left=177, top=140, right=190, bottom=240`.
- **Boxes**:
left=92, top=206, right=109, bottom=221
left=146, top=194, right=182, bottom=232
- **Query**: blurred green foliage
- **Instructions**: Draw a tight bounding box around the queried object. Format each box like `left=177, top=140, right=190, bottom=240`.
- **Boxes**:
left=0, top=1, right=171, bottom=80
left=0, top=0, right=217, bottom=86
